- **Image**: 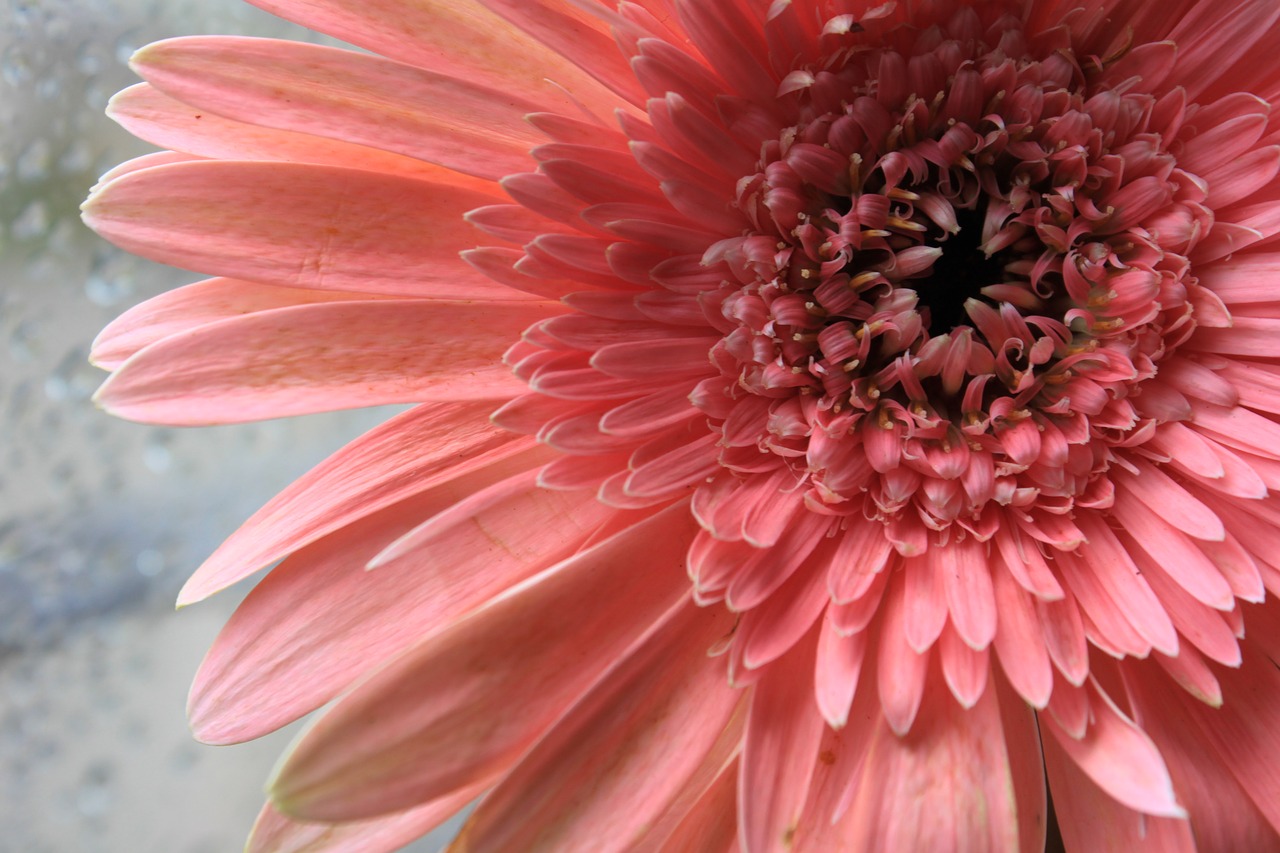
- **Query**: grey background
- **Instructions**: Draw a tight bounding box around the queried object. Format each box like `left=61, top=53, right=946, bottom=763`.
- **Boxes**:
left=2, top=1, right=458, bottom=849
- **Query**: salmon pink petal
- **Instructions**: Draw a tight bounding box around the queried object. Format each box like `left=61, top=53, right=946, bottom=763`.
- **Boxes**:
left=269, top=502, right=697, bottom=820
left=1041, top=679, right=1186, bottom=819
left=180, top=403, right=526, bottom=603
left=244, top=0, right=620, bottom=115
left=83, top=161, right=511, bottom=298
left=246, top=782, right=485, bottom=853
left=838, top=672, right=1028, bottom=853
left=189, top=466, right=621, bottom=745
left=108, top=83, right=472, bottom=185
left=1042, top=720, right=1196, bottom=853
left=132, top=37, right=554, bottom=181
left=476, top=0, right=647, bottom=107
left=1125, top=664, right=1280, bottom=853
left=91, top=277, right=388, bottom=371
left=740, top=630, right=825, bottom=853
left=655, top=761, right=739, bottom=853
left=96, top=299, right=556, bottom=426
left=454, top=600, right=739, bottom=853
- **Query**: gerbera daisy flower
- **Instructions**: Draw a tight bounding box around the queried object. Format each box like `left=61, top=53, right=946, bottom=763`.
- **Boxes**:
left=84, top=0, right=1280, bottom=849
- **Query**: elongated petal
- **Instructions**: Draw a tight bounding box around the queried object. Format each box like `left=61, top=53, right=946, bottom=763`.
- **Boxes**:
left=455, top=599, right=738, bottom=853
left=244, top=0, right=620, bottom=115
left=1041, top=679, right=1186, bottom=819
left=108, top=82, right=472, bottom=184
left=189, top=467, right=623, bottom=745
left=270, top=502, right=698, bottom=820
left=96, top=299, right=556, bottom=425
left=839, top=670, right=1027, bottom=852
left=740, top=630, right=825, bottom=853
left=83, top=160, right=506, bottom=297
left=247, top=782, right=483, bottom=853
left=91, top=277, right=388, bottom=370
left=1043, top=716, right=1196, bottom=853
left=132, top=37, right=551, bottom=180
left=180, top=402, right=525, bottom=602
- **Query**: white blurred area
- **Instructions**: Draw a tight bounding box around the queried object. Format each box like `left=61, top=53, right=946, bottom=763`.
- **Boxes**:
left=1, top=2, right=452, bottom=849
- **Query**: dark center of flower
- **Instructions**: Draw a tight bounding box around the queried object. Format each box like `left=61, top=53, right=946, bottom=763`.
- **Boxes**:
left=917, top=204, right=1006, bottom=336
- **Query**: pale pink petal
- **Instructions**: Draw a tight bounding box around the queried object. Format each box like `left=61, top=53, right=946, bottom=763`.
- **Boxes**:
left=939, top=536, right=997, bottom=650
left=1126, top=663, right=1280, bottom=853
left=991, top=561, right=1053, bottom=708
left=739, top=630, right=826, bottom=853
left=652, top=760, right=739, bottom=853
left=189, top=468, right=619, bottom=745
left=1112, top=458, right=1225, bottom=542
left=877, top=575, right=930, bottom=735
left=132, top=37, right=556, bottom=180
left=477, top=0, right=647, bottom=106
left=95, top=299, right=555, bottom=426
left=179, top=403, right=526, bottom=603
left=91, top=277, right=388, bottom=371
left=837, top=671, right=1028, bottom=853
left=82, top=160, right=507, bottom=297
left=454, top=600, right=739, bottom=853
left=1109, top=496, right=1235, bottom=610
left=247, top=782, right=484, bottom=853
left=244, top=0, right=621, bottom=116
left=1042, top=717, right=1196, bottom=853
left=814, top=611, right=868, bottom=729
left=269, top=502, right=698, bottom=820
left=1041, top=678, right=1186, bottom=818
left=108, top=83, right=474, bottom=184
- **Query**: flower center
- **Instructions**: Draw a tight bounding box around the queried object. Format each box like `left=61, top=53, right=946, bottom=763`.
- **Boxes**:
left=692, top=7, right=1215, bottom=546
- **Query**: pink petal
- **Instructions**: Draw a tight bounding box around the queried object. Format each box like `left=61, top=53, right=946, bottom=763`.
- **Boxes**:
left=991, top=559, right=1053, bottom=708
left=838, top=671, right=1029, bottom=852
left=477, top=0, right=647, bottom=106
left=108, top=82, right=471, bottom=184
left=455, top=600, right=740, bottom=853
left=269, top=502, right=698, bottom=820
left=1110, top=494, right=1235, bottom=610
left=740, top=630, right=826, bottom=853
left=244, top=0, right=620, bottom=117
left=179, top=403, right=526, bottom=603
left=95, top=299, right=554, bottom=425
left=938, top=623, right=990, bottom=709
left=1125, top=663, right=1280, bottom=853
left=654, top=761, right=739, bottom=853
left=1041, top=679, right=1186, bottom=818
left=877, top=575, right=931, bottom=735
left=903, top=553, right=948, bottom=653
left=132, top=36, right=551, bottom=180
left=189, top=468, right=619, bottom=745
left=1198, top=251, right=1280, bottom=303
left=1035, top=584, right=1090, bottom=686
left=814, top=611, right=868, bottom=728
left=83, top=160, right=507, bottom=297
left=939, top=536, right=997, bottom=650
left=246, top=782, right=483, bottom=853
left=1042, top=715, right=1196, bottom=852
left=91, top=277, right=390, bottom=371
left=1167, top=1, right=1280, bottom=99
left=1112, top=458, right=1225, bottom=542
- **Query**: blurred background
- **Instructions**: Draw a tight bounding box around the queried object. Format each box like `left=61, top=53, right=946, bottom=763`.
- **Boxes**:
left=1, top=2, right=451, bottom=849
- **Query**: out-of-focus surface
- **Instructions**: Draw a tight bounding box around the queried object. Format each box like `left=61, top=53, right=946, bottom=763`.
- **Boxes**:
left=1, top=2, right=454, bottom=849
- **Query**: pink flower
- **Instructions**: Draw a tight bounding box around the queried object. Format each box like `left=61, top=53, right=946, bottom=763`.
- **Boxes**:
left=83, top=0, right=1280, bottom=849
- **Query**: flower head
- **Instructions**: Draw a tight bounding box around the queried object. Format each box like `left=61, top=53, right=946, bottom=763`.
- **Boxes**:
left=85, top=0, right=1280, bottom=850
